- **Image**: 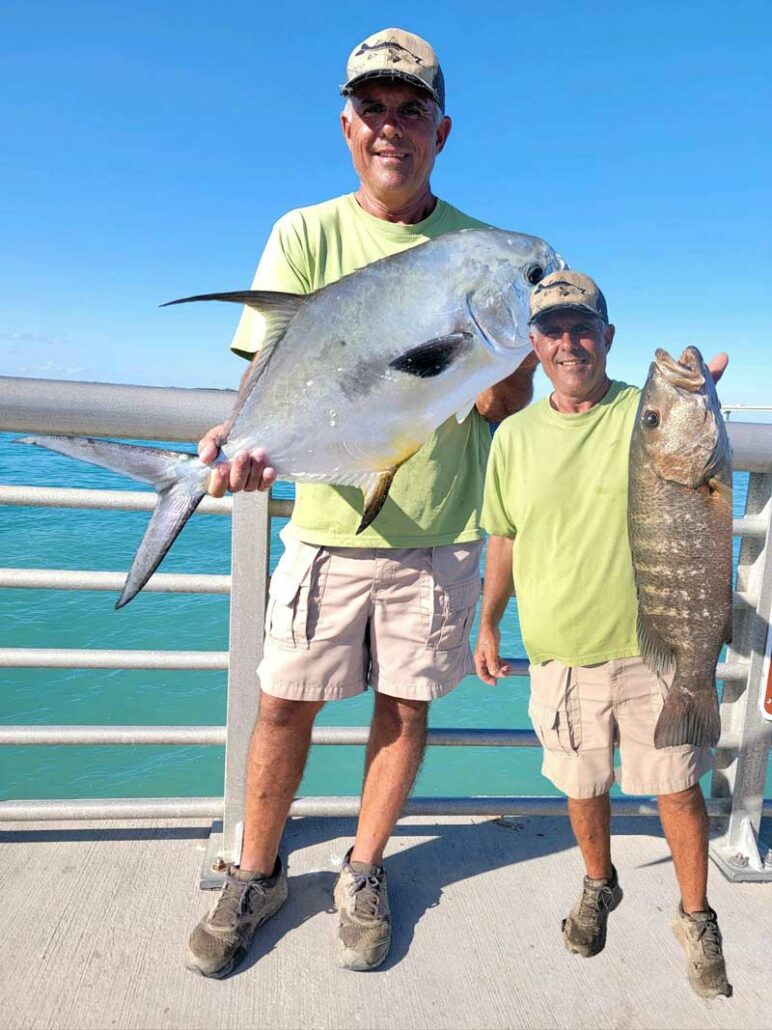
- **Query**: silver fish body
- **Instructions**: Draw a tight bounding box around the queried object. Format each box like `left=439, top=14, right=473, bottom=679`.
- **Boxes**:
left=628, top=346, right=732, bottom=748
left=18, top=228, right=563, bottom=607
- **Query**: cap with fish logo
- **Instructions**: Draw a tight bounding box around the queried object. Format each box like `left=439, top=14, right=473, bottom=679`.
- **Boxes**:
left=340, top=27, right=445, bottom=111
left=528, top=270, right=609, bottom=325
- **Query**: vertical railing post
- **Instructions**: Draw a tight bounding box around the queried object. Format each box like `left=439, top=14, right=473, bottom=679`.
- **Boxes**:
left=200, top=489, right=270, bottom=886
left=710, top=472, right=772, bottom=881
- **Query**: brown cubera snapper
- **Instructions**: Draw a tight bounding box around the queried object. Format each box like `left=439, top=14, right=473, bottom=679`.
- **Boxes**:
left=628, top=346, right=732, bottom=749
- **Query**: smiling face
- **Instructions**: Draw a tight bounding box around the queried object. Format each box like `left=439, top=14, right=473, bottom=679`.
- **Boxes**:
left=340, top=80, right=451, bottom=215
left=530, top=309, right=616, bottom=412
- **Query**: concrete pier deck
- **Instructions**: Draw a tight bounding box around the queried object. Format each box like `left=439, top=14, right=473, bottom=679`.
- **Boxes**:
left=1, top=815, right=769, bottom=1030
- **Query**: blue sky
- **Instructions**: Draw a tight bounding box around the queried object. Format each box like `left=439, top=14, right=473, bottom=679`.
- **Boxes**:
left=1, top=0, right=769, bottom=408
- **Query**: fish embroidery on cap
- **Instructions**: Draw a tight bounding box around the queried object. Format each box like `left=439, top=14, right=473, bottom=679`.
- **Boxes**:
left=355, top=40, right=425, bottom=67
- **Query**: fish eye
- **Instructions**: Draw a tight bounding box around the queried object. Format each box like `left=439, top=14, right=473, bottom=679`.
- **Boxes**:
left=524, top=264, right=544, bottom=286
left=643, top=409, right=660, bottom=428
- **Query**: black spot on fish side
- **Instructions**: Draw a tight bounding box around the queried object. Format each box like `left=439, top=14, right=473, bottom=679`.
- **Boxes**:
left=389, top=333, right=473, bottom=379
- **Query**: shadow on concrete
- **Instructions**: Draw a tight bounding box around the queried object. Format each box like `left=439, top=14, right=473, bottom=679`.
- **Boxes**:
left=216, top=813, right=682, bottom=978
left=0, top=824, right=211, bottom=844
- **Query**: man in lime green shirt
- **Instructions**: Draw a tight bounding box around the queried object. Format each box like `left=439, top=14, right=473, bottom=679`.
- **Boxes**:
left=188, top=28, right=537, bottom=978
left=475, top=270, right=731, bottom=999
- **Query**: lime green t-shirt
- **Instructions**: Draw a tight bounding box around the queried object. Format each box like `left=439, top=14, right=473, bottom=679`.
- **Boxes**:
left=229, top=192, right=493, bottom=548
left=481, top=381, right=642, bottom=666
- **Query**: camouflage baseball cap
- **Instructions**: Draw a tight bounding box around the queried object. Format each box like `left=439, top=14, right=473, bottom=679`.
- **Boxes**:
left=528, top=270, right=609, bottom=325
left=340, top=28, right=445, bottom=111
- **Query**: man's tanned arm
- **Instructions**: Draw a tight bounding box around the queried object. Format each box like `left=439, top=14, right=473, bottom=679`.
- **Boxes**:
left=474, top=534, right=515, bottom=685
left=475, top=352, right=539, bottom=423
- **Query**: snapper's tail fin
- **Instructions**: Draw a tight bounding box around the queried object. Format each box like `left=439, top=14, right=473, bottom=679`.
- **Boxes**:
left=15, top=434, right=208, bottom=608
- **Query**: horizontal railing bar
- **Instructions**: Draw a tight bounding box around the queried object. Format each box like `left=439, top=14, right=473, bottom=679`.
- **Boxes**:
left=0, top=649, right=748, bottom=683
left=0, top=724, right=740, bottom=749
left=0, top=726, right=227, bottom=746
left=0, top=484, right=294, bottom=518
left=0, top=483, right=761, bottom=536
left=3, top=794, right=770, bottom=822
left=733, top=515, right=769, bottom=538
left=0, top=798, right=224, bottom=821
left=0, top=568, right=230, bottom=594
left=0, top=484, right=230, bottom=514
left=1, top=483, right=760, bottom=538
left=2, top=376, right=772, bottom=470
left=291, top=796, right=767, bottom=818
left=0, top=572, right=756, bottom=608
left=317, top=727, right=539, bottom=747
left=0, top=377, right=234, bottom=441
left=0, top=649, right=229, bottom=669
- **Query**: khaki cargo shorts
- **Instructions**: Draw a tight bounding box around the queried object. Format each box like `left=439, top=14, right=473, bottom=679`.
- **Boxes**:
left=257, top=534, right=483, bottom=702
left=528, top=656, right=714, bottom=798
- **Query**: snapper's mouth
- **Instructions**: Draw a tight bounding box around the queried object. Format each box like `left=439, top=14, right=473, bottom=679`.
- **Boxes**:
left=654, top=346, right=706, bottom=393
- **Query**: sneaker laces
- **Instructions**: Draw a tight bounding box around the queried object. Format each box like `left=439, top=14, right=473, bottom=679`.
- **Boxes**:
left=575, top=881, right=615, bottom=925
left=347, top=871, right=385, bottom=921
left=693, top=916, right=722, bottom=962
left=211, top=873, right=265, bottom=930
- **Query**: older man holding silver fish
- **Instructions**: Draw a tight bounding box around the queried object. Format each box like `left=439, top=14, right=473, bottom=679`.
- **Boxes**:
left=475, top=271, right=732, bottom=999
left=187, top=28, right=541, bottom=977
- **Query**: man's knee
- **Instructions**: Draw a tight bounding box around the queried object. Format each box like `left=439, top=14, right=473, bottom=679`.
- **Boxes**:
left=657, top=782, right=704, bottom=808
left=256, top=692, right=324, bottom=731
left=373, top=694, right=428, bottom=737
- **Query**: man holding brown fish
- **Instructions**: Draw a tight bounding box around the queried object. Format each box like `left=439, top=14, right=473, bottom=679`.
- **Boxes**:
left=475, top=271, right=732, bottom=999
left=187, top=29, right=543, bottom=977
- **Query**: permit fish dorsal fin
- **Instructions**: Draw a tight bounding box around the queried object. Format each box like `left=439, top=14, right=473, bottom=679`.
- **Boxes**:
left=162, top=289, right=304, bottom=320
left=455, top=399, right=476, bottom=423
left=162, top=290, right=304, bottom=355
left=162, top=290, right=306, bottom=436
left=636, top=607, right=676, bottom=677
left=357, top=470, right=397, bottom=534
left=389, top=333, right=473, bottom=379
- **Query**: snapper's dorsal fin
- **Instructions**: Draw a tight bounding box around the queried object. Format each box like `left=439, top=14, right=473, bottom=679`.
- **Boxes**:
left=162, top=290, right=306, bottom=434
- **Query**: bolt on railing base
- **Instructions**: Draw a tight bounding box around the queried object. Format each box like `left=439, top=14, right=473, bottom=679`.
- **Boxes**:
left=200, top=822, right=229, bottom=890
left=709, top=822, right=772, bottom=882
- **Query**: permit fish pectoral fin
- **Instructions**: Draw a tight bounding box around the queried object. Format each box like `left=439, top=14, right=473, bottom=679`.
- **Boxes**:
left=455, top=399, right=476, bottom=423
left=636, top=607, right=675, bottom=677
left=357, top=470, right=397, bottom=534
left=389, top=333, right=473, bottom=379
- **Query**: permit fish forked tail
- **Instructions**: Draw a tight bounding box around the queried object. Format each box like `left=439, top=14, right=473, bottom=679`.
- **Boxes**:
left=654, top=678, right=721, bottom=749
left=14, top=435, right=207, bottom=608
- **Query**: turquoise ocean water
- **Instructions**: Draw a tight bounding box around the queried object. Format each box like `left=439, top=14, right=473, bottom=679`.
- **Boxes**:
left=1, top=431, right=769, bottom=802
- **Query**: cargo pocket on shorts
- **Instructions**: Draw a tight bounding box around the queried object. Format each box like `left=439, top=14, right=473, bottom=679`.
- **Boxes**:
left=266, top=543, right=322, bottom=650
left=422, top=544, right=482, bottom=652
left=424, top=575, right=480, bottom=651
left=528, top=666, right=582, bottom=754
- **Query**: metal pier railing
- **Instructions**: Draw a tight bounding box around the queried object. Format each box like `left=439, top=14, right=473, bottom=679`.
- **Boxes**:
left=1, top=375, right=771, bottom=885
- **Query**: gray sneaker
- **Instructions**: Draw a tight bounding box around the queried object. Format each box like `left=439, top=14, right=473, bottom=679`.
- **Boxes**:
left=673, top=903, right=732, bottom=999
left=333, top=849, right=391, bottom=971
left=562, top=865, right=623, bottom=957
left=187, top=857, right=288, bottom=978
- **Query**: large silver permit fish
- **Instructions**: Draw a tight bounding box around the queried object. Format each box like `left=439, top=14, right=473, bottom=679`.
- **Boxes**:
left=18, top=227, right=564, bottom=608
left=628, top=346, right=732, bottom=748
